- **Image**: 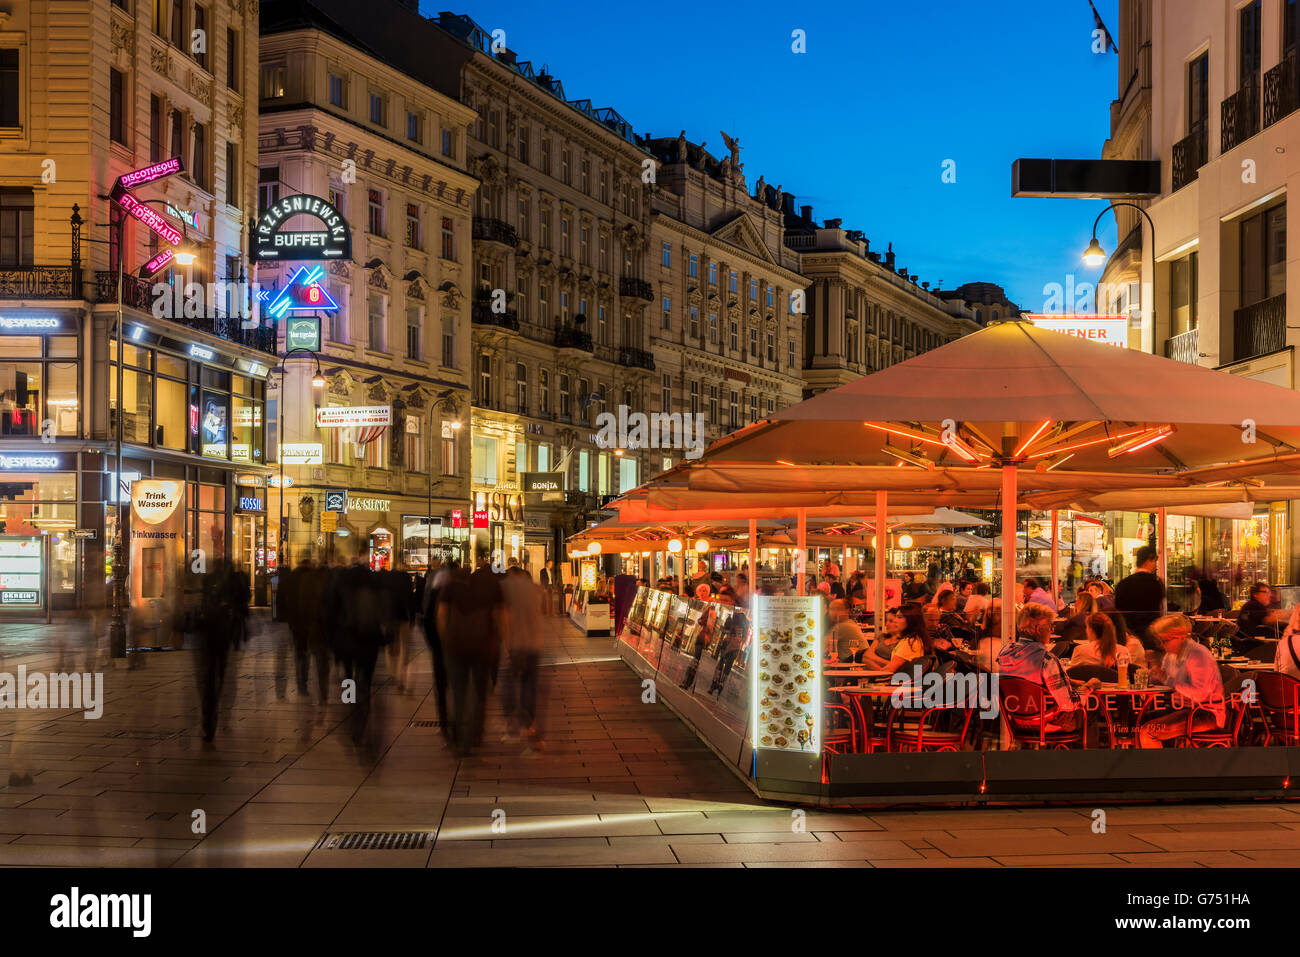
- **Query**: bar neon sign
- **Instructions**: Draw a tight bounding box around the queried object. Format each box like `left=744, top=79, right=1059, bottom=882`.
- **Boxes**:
left=140, top=248, right=176, bottom=278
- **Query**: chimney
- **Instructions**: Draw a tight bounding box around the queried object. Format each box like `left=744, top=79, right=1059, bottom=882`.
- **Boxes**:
left=498, top=48, right=517, bottom=64
left=801, top=205, right=813, bottom=223
left=781, top=193, right=796, bottom=216
left=825, top=218, right=843, bottom=229
left=885, top=243, right=895, bottom=269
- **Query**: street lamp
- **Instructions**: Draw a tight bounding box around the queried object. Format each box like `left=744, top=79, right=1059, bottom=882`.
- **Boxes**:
left=1082, top=202, right=1158, bottom=335
left=426, top=388, right=460, bottom=569
left=273, top=348, right=324, bottom=572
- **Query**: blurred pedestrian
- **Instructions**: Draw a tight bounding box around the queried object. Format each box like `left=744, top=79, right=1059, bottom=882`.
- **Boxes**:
left=327, top=549, right=391, bottom=743
left=437, top=548, right=504, bottom=756
left=275, top=557, right=313, bottom=698
left=198, top=559, right=251, bottom=743
left=501, top=566, right=545, bottom=751
left=422, top=558, right=452, bottom=738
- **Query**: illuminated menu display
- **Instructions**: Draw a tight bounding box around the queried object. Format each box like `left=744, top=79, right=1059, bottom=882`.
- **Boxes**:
left=0, top=537, right=43, bottom=608
left=751, top=595, right=822, bottom=753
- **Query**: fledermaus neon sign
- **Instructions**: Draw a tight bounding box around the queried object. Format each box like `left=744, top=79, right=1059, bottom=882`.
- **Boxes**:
left=252, top=194, right=352, bottom=262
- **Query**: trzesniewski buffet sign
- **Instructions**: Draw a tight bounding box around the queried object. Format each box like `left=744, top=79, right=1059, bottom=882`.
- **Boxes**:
left=252, top=193, right=352, bottom=262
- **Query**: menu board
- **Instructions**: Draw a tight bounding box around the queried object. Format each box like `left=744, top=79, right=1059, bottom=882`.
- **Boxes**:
left=751, top=595, right=822, bottom=753
left=0, top=536, right=43, bottom=607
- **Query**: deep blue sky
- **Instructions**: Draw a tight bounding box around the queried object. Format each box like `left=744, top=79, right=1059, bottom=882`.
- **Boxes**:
left=423, top=0, right=1123, bottom=311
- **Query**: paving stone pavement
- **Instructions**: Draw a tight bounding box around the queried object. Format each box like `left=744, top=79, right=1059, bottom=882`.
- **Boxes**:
left=0, top=614, right=1298, bottom=867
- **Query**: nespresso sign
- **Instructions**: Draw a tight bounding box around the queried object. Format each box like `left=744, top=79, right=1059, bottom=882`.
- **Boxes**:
left=252, top=194, right=352, bottom=261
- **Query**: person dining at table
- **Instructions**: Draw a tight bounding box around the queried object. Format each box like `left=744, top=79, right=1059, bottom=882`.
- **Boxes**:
left=997, top=603, right=1094, bottom=736
left=846, top=569, right=867, bottom=609
left=963, top=581, right=992, bottom=627
left=1274, top=605, right=1300, bottom=680
left=883, top=605, right=933, bottom=675
left=1021, top=578, right=1059, bottom=613
left=1138, top=614, right=1226, bottom=748
left=829, top=599, right=889, bottom=668
left=1085, top=578, right=1117, bottom=613
left=1057, top=591, right=1097, bottom=642
left=965, top=599, right=1004, bottom=672
left=1237, top=582, right=1286, bottom=643
left=1069, top=612, right=1144, bottom=675
left=1191, top=575, right=1227, bottom=618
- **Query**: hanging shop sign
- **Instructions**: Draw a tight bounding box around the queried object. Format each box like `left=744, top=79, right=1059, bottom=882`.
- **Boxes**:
left=347, top=496, right=390, bottom=513
left=521, top=472, right=566, bottom=493
left=472, top=510, right=489, bottom=529
left=113, top=157, right=184, bottom=194
left=268, top=266, right=339, bottom=321
left=450, top=509, right=465, bottom=528
left=1024, top=314, right=1128, bottom=349
left=268, top=475, right=294, bottom=489
left=116, top=193, right=184, bottom=247
left=320, top=511, right=338, bottom=532
left=323, top=489, right=348, bottom=513
left=286, top=314, right=323, bottom=353
left=316, top=406, right=391, bottom=429
left=278, top=443, right=323, bottom=465
left=252, top=193, right=352, bottom=262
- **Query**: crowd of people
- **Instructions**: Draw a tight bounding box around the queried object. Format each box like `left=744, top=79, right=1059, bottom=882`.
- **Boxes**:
left=191, top=547, right=555, bottom=759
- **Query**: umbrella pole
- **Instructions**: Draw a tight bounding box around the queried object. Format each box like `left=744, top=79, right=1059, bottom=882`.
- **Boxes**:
left=796, top=508, right=807, bottom=596
left=1157, top=506, right=1167, bottom=612
left=1051, top=508, right=1060, bottom=608
left=1001, top=462, right=1017, bottom=644
left=874, top=490, right=887, bottom=633
left=748, top=519, right=757, bottom=599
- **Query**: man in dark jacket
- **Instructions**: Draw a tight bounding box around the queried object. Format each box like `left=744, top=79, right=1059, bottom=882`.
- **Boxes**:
left=327, top=551, right=391, bottom=742
left=1237, top=581, right=1285, bottom=646
left=438, top=549, right=504, bottom=756
left=1114, top=546, right=1165, bottom=650
left=422, top=559, right=451, bottom=738
left=275, top=558, right=313, bottom=698
left=199, top=560, right=251, bottom=742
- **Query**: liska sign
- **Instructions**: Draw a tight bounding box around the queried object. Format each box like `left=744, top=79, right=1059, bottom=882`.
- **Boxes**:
left=252, top=194, right=352, bottom=262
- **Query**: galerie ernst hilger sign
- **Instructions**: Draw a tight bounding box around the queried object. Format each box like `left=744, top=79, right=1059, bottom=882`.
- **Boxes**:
left=252, top=193, right=352, bottom=261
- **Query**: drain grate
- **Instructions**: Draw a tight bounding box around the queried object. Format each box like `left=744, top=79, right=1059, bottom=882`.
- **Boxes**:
left=316, top=831, right=432, bottom=851
left=408, top=720, right=442, bottom=728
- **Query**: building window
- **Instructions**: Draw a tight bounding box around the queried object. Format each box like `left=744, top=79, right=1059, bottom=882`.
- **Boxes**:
left=440, top=216, right=454, bottom=260
left=472, top=433, right=498, bottom=486
left=478, top=354, right=492, bottom=406
left=788, top=338, right=795, bottom=368
left=110, top=69, right=127, bottom=145
left=149, top=95, right=163, bottom=162
left=369, top=92, right=386, bottom=126
left=690, top=306, right=699, bottom=339
left=708, top=262, right=717, bottom=285
left=729, top=321, right=738, bottom=351
left=560, top=217, right=570, bottom=256
left=515, top=362, right=528, bottom=413
left=539, top=284, right=550, bottom=327
left=766, top=286, right=775, bottom=308
left=406, top=306, right=421, bottom=360
left=257, top=166, right=279, bottom=213
left=329, top=296, right=348, bottom=343
left=661, top=242, right=671, bottom=267
left=561, top=147, right=570, bottom=184
left=260, top=62, right=286, bottom=99
left=1287, top=0, right=1299, bottom=54
left=688, top=254, right=698, bottom=278
left=193, top=5, right=209, bottom=70
left=729, top=270, right=738, bottom=294
left=578, top=450, right=590, bottom=492
left=1240, top=1, right=1262, bottom=85
left=367, top=189, right=384, bottom=236
left=599, top=233, right=608, bottom=271
left=540, top=210, right=551, bottom=249
left=749, top=394, right=759, bottom=423
left=226, top=28, right=239, bottom=90
left=441, top=423, right=457, bottom=476
left=1187, top=51, right=1209, bottom=139
left=441, top=323, right=455, bottom=368
left=225, top=141, right=238, bottom=207
left=191, top=122, right=207, bottom=189
left=598, top=305, right=608, bottom=344
left=1170, top=252, right=1197, bottom=338
left=486, top=109, right=498, bottom=149
left=517, top=124, right=529, bottom=164
left=441, top=127, right=454, bottom=157
left=170, top=0, right=184, bottom=47
left=767, top=332, right=775, bottom=361
left=689, top=381, right=699, bottom=416
left=708, top=313, right=718, bottom=344
left=368, top=293, right=387, bottom=352
left=580, top=225, right=589, bottom=264
left=404, top=415, right=423, bottom=471
left=541, top=137, right=551, bottom=175
left=662, top=297, right=671, bottom=330
left=729, top=390, right=738, bottom=430
left=749, top=327, right=758, bottom=357
left=749, top=277, right=758, bottom=300
left=407, top=110, right=421, bottom=143
left=559, top=374, right=570, bottom=418
left=708, top=385, right=718, bottom=426
left=329, top=73, right=346, bottom=108
left=1240, top=204, right=1287, bottom=306
left=581, top=159, right=590, bottom=193
left=539, top=369, right=550, bottom=414
left=0, top=188, right=35, bottom=267
left=405, top=203, right=421, bottom=249
left=661, top=373, right=671, bottom=411
left=599, top=169, right=608, bottom=204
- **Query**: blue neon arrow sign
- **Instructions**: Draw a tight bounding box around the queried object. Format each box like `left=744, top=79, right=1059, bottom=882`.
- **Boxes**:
left=266, top=266, right=339, bottom=320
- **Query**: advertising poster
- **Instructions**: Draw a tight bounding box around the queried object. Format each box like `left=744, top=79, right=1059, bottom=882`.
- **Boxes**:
left=751, top=595, right=822, bottom=753
left=129, top=480, right=186, bottom=641
left=201, top=392, right=228, bottom=457
left=0, top=536, right=43, bottom=609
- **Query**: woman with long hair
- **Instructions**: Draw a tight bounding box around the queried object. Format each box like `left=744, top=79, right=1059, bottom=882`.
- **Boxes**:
left=885, top=604, right=934, bottom=674
left=965, top=598, right=1003, bottom=671
left=1275, top=605, right=1300, bottom=679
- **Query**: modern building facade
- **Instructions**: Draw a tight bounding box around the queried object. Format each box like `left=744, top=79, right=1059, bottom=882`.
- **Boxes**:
left=640, top=134, right=806, bottom=450
left=0, top=0, right=270, bottom=621
left=257, top=0, right=477, bottom=572
left=1100, top=0, right=1299, bottom=594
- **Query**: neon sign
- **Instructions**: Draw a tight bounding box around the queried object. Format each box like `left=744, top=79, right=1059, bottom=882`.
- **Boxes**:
left=115, top=157, right=184, bottom=192
left=117, top=193, right=183, bottom=247
left=0, top=454, right=60, bottom=470
left=252, top=193, right=352, bottom=262
left=140, top=248, right=177, bottom=278
left=0, top=316, right=60, bottom=332
left=267, top=265, right=338, bottom=321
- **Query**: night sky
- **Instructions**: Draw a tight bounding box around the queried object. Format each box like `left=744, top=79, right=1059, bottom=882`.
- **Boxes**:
left=421, top=0, right=1124, bottom=312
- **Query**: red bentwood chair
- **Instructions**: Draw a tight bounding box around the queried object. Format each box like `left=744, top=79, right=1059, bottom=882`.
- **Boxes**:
left=822, top=702, right=858, bottom=755
left=1253, top=672, right=1300, bottom=746
left=1183, top=698, right=1248, bottom=748
left=997, top=676, right=1087, bottom=750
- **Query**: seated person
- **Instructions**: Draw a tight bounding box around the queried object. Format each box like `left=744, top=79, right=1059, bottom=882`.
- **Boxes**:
left=1237, top=582, right=1285, bottom=641
left=996, top=603, right=1096, bottom=736
left=954, top=580, right=975, bottom=614
left=871, top=607, right=905, bottom=661
left=1084, top=579, right=1117, bottom=612
left=1057, top=591, right=1097, bottom=642
left=1192, top=576, right=1228, bottom=617
left=829, top=599, right=888, bottom=668
left=1021, top=578, right=1059, bottom=613
left=901, top=572, right=929, bottom=604
left=1139, top=614, right=1226, bottom=748
left=1274, top=605, right=1300, bottom=680
left=963, top=581, right=992, bottom=627
left=935, top=588, right=974, bottom=645
left=922, top=603, right=954, bottom=652
left=1070, top=612, right=1145, bottom=672
left=965, top=599, right=1003, bottom=672
left=884, top=605, right=934, bottom=676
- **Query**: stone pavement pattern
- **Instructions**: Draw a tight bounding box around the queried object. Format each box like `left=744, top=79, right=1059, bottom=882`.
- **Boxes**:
left=0, top=616, right=1297, bottom=867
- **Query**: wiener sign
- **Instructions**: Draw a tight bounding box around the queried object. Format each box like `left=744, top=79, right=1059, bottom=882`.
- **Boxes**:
left=252, top=193, right=352, bottom=262
left=1024, top=314, right=1128, bottom=349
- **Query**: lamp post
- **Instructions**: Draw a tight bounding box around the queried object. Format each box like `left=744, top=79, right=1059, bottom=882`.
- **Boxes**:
left=425, top=388, right=460, bottom=569
left=108, top=199, right=198, bottom=659
left=273, top=348, right=325, bottom=572
left=1082, top=201, right=1157, bottom=351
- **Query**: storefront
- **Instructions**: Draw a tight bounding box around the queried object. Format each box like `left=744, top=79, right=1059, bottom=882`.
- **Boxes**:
left=473, top=487, right=525, bottom=569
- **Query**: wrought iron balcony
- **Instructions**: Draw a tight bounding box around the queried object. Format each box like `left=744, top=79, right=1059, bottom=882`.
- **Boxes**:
left=618, top=276, right=653, bottom=301
left=1171, top=127, right=1207, bottom=192
left=554, top=324, right=593, bottom=352
left=617, top=346, right=656, bottom=370
left=1164, top=327, right=1199, bottom=364
left=1264, top=49, right=1300, bottom=127
left=471, top=301, right=520, bottom=330
left=1234, top=293, right=1286, bottom=363
left=0, top=264, right=81, bottom=299
left=472, top=216, right=519, bottom=247
left=1222, top=76, right=1260, bottom=152
left=95, top=271, right=277, bottom=355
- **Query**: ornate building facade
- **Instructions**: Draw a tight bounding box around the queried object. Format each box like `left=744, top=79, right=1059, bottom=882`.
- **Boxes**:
left=259, top=0, right=476, bottom=570
left=640, top=134, right=806, bottom=448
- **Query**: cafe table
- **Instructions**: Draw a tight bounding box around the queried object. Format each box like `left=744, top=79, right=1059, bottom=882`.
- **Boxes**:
left=1088, top=683, right=1173, bottom=748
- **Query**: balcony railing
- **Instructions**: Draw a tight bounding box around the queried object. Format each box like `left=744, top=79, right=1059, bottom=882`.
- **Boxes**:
left=1171, top=127, right=1207, bottom=192
left=1164, top=326, right=1199, bottom=364
left=0, top=265, right=81, bottom=299
left=618, top=276, right=653, bottom=301
left=95, top=271, right=277, bottom=355
left=617, top=346, right=656, bottom=370
left=554, top=324, right=594, bottom=352
left=1264, top=49, right=1300, bottom=128
left=472, top=216, right=519, bottom=247
left=1222, top=76, right=1260, bottom=152
left=471, top=301, right=520, bottom=331
left=1234, top=293, right=1287, bottom=363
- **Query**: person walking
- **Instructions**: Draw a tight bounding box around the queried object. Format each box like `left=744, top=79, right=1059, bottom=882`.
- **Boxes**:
left=422, top=558, right=452, bottom=738
left=501, top=566, right=545, bottom=751
left=327, top=550, right=391, bottom=743
left=275, top=557, right=313, bottom=698
left=198, top=559, right=251, bottom=743
left=1114, top=545, right=1166, bottom=650
left=437, top=548, right=504, bottom=756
